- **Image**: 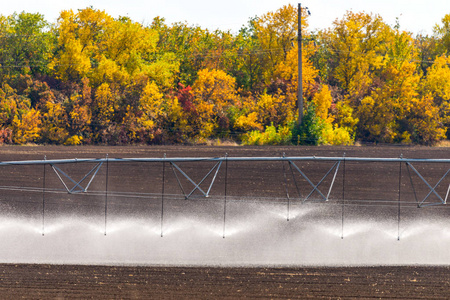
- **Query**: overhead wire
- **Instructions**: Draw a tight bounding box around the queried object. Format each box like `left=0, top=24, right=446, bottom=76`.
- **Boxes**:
left=1, top=185, right=448, bottom=209
left=0, top=46, right=442, bottom=70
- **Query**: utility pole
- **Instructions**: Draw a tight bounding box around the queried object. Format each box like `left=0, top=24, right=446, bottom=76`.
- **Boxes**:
left=298, top=3, right=303, bottom=126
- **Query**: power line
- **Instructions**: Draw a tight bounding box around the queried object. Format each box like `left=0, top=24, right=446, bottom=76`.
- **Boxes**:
left=0, top=48, right=443, bottom=69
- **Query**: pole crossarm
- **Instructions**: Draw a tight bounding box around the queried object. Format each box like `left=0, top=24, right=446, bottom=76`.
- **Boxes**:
left=170, top=160, right=223, bottom=200
left=289, top=160, right=341, bottom=202
left=50, top=162, right=103, bottom=194
left=405, top=162, right=450, bottom=207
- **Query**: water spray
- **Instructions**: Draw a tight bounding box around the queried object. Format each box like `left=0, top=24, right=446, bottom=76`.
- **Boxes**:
left=397, top=154, right=403, bottom=241
left=42, top=155, right=46, bottom=236
left=161, top=153, right=166, bottom=238
left=104, top=154, right=109, bottom=236
left=341, top=153, right=346, bottom=239
left=282, top=152, right=290, bottom=221
left=2, top=153, right=450, bottom=266
left=222, top=153, right=228, bottom=239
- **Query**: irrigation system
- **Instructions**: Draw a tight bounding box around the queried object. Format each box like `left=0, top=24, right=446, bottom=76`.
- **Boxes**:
left=1, top=155, right=450, bottom=240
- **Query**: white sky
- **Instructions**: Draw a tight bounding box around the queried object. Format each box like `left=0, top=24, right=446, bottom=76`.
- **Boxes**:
left=2, top=0, right=450, bottom=35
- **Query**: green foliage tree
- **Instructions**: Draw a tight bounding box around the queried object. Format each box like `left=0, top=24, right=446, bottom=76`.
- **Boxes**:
left=0, top=12, right=54, bottom=79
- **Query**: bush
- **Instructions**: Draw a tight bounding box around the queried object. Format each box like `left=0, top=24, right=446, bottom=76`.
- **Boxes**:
left=321, top=122, right=354, bottom=145
left=64, top=135, right=83, bottom=145
left=242, top=123, right=292, bottom=145
left=292, top=104, right=324, bottom=145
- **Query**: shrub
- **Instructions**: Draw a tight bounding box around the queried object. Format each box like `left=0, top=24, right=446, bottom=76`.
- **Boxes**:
left=64, top=135, right=83, bottom=145
left=242, top=123, right=292, bottom=145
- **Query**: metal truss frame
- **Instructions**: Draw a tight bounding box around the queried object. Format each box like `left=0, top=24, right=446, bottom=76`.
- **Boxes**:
left=288, top=160, right=341, bottom=202
left=170, top=160, right=223, bottom=199
left=50, top=162, right=104, bottom=194
left=405, top=162, right=450, bottom=207
left=1, top=156, right=450, bottom=207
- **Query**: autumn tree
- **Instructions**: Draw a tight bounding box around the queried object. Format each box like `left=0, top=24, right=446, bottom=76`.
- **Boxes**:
left=0, top=12, right=54, bottom=79
left=274, top=42, right=318, bottom=99
left=321, top=12, right=393, bottom=103
left=415, top=34, right=439, bottom=75
left=0, top=6, right=449, bottom=146
left=433, top=14, right=450, bottom=56
left=191, top=69, right=237, bottom=139
left=230, top=20, right=264, bottom=91
left=420, top=55, right=450, bottom=139
left=152, top=19, right=228, bottom=86
left=355, top=30, right=444, bottom=143
left=253, top=4, right=307, bottom=84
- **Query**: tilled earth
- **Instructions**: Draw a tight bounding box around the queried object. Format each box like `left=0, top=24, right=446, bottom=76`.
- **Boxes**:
left=0, top=145, right=450, bottom=298
left=1, top=264, right=450, bottom=299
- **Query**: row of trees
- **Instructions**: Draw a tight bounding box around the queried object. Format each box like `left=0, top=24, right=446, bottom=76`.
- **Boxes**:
left=0, top=5, right=449, bottom=145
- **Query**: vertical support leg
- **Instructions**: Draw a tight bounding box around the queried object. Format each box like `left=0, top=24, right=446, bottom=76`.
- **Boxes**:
left=406, top=163, right=419, bottom=206
left=223, top=154, right=228, bottom=239
left=341, top=154, right=346, bottom=239
left=282, top=153, right=290, bottom=221
left=327, top=161, right=341, bottom=201
left=170, top=163, right=186, bottom=198
left=42, top=156, right=46, bottom=236
left=205, top=161, right=222, bottom=197
left=161, top=154, right=166, bottom=237
left=445, top=183, right=450, bottom=204
left=104, top=154, right=109, bottom=236
left=397, top=155, right=402, bottom=241
left=289, top=161, right=302, bottom=201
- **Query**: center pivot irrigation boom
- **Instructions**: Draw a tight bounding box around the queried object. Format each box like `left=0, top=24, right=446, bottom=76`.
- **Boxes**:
left=1, top=155, right=450, bottom=239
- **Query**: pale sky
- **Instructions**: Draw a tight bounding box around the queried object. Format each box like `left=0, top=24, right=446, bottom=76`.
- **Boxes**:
left=2, top=0, right=450, bottom=35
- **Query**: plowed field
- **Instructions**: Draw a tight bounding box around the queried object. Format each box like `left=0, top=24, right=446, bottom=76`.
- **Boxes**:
left=1, top=145, right=450, bottom=298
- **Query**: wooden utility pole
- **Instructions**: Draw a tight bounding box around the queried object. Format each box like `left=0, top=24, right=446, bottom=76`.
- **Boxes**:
left=298, top=3, right=303, bottom=126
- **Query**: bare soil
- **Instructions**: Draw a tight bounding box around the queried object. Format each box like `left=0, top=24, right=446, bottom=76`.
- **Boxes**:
left=1, top=145, right=450, bottom=299
left=1, top=264, right=450, bottom=299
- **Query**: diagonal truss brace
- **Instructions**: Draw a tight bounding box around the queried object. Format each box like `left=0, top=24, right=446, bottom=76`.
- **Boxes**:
left=289, top=160, right=341, bottom=203
left=51, top=162, right=104, bottom=194
left=406, top=162, right=450, bottom=207
left=171, top=160, right=223, bottom=199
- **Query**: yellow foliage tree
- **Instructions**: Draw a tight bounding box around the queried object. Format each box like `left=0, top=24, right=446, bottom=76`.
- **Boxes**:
left=69, top=104, right=91, bottom=134
left=0, top=88, right=18, bottom=126
left=312, top=85, right=333, bottom=122
left=94, top=83, right=116, bottom=126
left=42, top=101, right=69, bottom=143
left=90, top=55, right=130, bottom=87
left=325, top=11, right=393, bottom=102
left=137, top=81, right=164, bottom=131
left=50, top=8, right=177, bottom=89
left=254, top=4, right=308, bottom=83
left=12, top=108, right=41, bottom=144
left=49, top=9, right=111, bottom=81
left=422, top=55, right=450, bottom=101
left=274, top=42, right=318, bottom=99
left=407, top=95, right=446, bottom=144
left=312, top=85, right=355, bottom=145
left=255, top=93, right=295, bottom=126
left=192, top=69, right=237, bottom=138
left=334, top=101, right=359, bottom=136
left=234, top=112, right=262, bottom=131
left=355, top=29, right=432, bottom=143
left=419, top=54, right=450, bottom=139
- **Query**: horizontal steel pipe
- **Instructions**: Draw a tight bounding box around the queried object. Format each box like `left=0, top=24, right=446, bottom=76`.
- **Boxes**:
left=1, top=156, right=450, bottom=165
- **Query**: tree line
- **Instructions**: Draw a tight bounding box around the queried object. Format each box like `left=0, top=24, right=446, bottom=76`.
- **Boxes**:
left=0, top=5, right=449, bottom=146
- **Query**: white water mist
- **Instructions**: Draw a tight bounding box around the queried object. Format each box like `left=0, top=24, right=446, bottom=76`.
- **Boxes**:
left=0, top=201, right=450, bottom=266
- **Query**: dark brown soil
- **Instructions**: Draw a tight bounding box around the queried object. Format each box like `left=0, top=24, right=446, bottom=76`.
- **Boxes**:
left=1, top=264, right=450, bottom=299
left=1, top=145, right=450, bottom=299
